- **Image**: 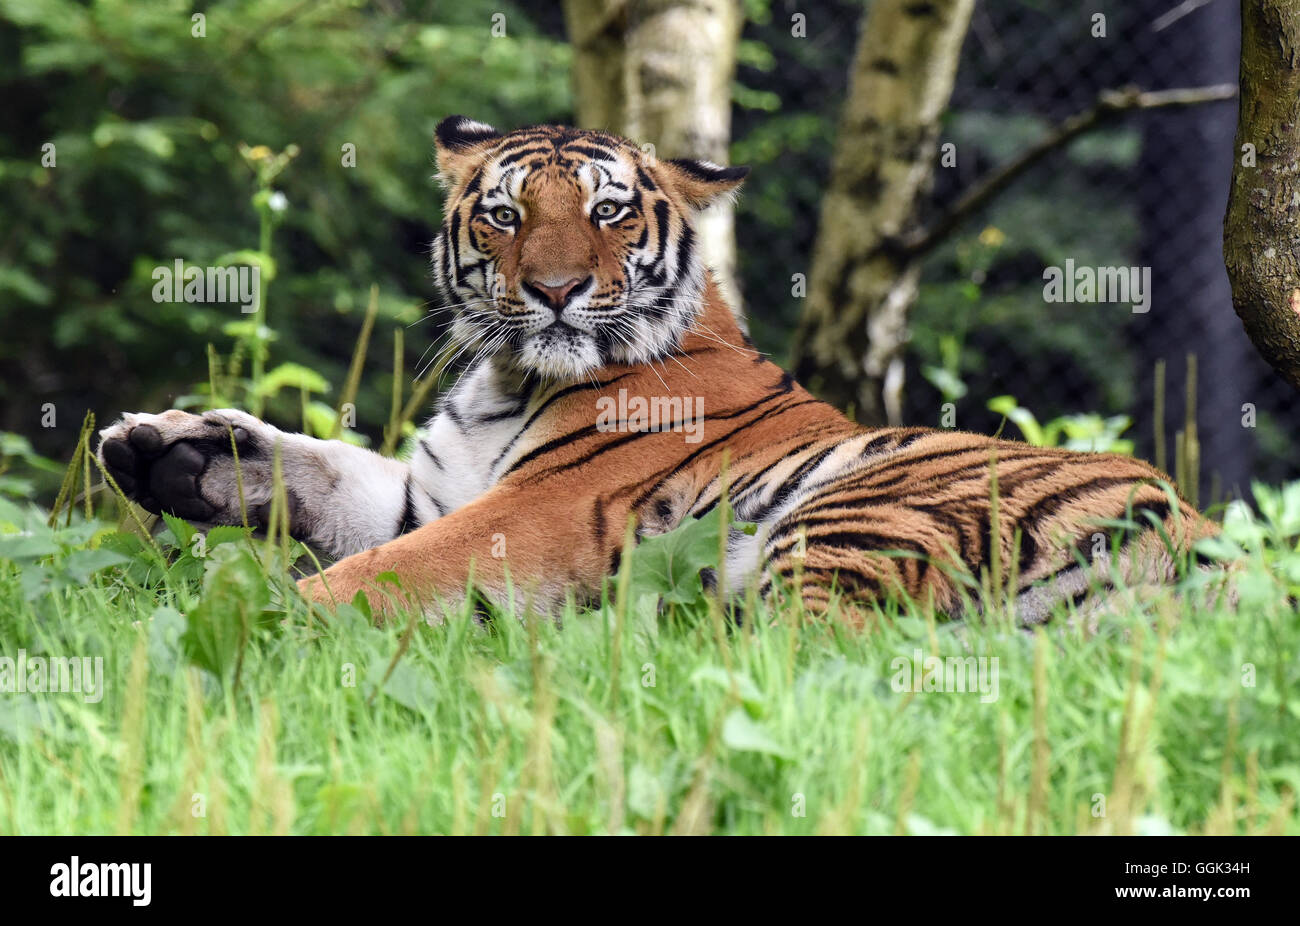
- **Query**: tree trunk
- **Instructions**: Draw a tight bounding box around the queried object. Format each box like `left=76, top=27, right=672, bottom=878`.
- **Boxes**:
left=791, top=0, right=974, bottom=425
left=1224, top=0, right=1300, bottom=392
left=564, top=0, right=745, bottom=316
left=1131, top=0, right=1250, bottom=501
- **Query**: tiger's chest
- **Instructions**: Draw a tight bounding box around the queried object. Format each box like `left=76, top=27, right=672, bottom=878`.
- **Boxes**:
left=406, top=362, right=538, bottom=520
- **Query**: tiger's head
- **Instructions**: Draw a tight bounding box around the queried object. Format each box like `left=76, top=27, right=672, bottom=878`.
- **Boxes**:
left=430, top=116, right=747, bottom=380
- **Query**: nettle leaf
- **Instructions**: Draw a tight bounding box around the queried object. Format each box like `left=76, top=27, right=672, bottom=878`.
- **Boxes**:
left=1220, top=499, right=1268, bottom=550
left=60, top=549, right=129, bottom=584
left=147, top=605, right=188, bottom=676
left=721, top=708, right=791, bottom=759
left=921, top=364, right=968, bottom=401
left=0, top=530, right=60, bottom=561
left=8, top=527, right=129, bottom=601
left=690, top=666, right=765, bottom=715
left=253, top=361, right=330, bottom=400
left=1253, top=480, right=1300, bottom=538
left=625, top=758, right=687, bottom=821
left=626, top=763, right=663, bottom=820
left=161, top=512, right=196, bottom=550
left=96, top=531, right=158, bottom=586
left=903, top=814, right=960, bottom=837
left=181, top=544, right=272, bottom=679
left=365, top=660, right=437, bottom=713
left=302, top=400, right=367, bottom=446
left=205, top=525, right=252, bottom=549
left=20, top=567, right=72, bottom=602
left=987, top=395, right=1045, bottom=445
left=627, top=508, right=753, bottom=609
left=0, top=476, right=34, bottom=499
left=1195, top=535, right=1245, bottom=563
left=0, top=496, right=33, bottom=527
left=96, top=530, right=146, bottom=559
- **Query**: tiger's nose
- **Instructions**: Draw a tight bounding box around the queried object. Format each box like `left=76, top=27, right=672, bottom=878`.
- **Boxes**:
left=523, top=276, right=592, bottom=310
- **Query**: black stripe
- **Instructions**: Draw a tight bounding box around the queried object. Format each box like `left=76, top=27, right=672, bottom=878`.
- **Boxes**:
left=444, top=400, right=467, bottom=432
left=395, top=474, right=416, bottom=536
left=861, top=434, right=893, bottom=457
left=725, top=439, right=824, bottom=504
left=497, top=145, right=551, bottom=166
left=893, top=430, right=931, bottom=450
left=475, top=397, right=529, bottom=423
left=674, top=222, right=694, bottom=283
left=462, top=163, right=485, bottom=196
left=419, top=440, right=444, bottom=470
left=651, top=199, right=670, bottom=274
left=770, top=527, right=928, bottom=559
left=742, top=444, right=840, bottom=523
left=1018, top=477, right=1157, bottom=533
left=635, top=165, right=658, bottom=191
left=627, top=397, right=825, bottom=509
left=510, top=387, right=801, bottom=484
left=562, top=143, right=623, bottom=161
left=448, top=209, right=463, bottom=286
left=491, top=373, right=635, bottom=472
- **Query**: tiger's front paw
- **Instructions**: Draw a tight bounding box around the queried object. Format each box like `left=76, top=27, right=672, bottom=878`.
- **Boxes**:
left=97, top=409, right=293, bottom=527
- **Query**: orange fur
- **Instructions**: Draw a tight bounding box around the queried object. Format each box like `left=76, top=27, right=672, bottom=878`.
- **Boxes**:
left=297, top=121, right=1214, bottom=624
left=299, top=285, right=1210, bottom=621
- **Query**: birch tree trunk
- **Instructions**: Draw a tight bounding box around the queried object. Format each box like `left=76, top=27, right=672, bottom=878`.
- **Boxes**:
left=563, top=0, right=745, bottom=316
left=1224, top=0, right=1300, bottom=392
left=791, top=0, right=974, bottom=425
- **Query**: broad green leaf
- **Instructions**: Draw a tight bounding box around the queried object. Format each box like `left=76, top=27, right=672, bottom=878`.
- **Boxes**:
left=161, top=512, right=195, bottom=549
left=253, top=362, right=330, bottom=399
left=721, top=708, right=791, bottom=759
left=61, top=548, right=129, bottom=583
left=147, top=605, right=188, bottom=676
left=627, top=507, right=728, bottom=608
left=366, top=660, right=437, bottom=712
left=205, top=525, right=252, bottom=549
left=0, top=530, right=60, bottom=561
left=690, top=666, right=765, bottom=714
left=181, top=544, right=272, bottom=679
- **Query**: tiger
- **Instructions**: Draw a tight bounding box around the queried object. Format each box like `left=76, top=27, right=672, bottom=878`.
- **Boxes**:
left=96, top=115, right=1215, bottom=625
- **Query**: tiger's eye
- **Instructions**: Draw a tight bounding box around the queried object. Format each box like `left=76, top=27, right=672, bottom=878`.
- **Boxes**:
left=593, top=200, right=620, bottom=219
left=491, top=206, right=517, bottom=225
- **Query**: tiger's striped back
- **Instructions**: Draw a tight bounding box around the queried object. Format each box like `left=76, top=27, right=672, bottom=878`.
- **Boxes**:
left=297, top=117, right=1217, bottom=623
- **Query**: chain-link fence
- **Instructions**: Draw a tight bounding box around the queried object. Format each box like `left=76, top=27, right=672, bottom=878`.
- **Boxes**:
left=733, top=0, right=1293, bottom=506
left=5, top=0, right=1291, bottom=505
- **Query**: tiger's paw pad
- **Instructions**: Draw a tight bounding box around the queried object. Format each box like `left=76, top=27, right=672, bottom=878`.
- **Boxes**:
left=97, top=409, right=275, bottom=526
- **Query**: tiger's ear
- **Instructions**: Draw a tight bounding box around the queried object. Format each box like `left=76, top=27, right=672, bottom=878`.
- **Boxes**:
left=660, top=158, right=749, bottom=210
left=434, top=115, right=501, bottom=188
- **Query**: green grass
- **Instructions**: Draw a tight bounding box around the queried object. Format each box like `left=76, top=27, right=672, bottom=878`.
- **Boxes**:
left=1, top=482, right=1298, bottom=836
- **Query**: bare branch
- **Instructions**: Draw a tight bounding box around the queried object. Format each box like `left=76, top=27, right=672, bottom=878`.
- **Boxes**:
left=1152, top=0, right=1221, bottom=33
left=901, top=83, right=1239, bottom=258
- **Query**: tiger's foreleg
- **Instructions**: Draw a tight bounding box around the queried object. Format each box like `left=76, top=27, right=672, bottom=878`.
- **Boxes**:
left=97, top=408, right=415, bottom=558
left=296, top=485, right=618, bottom=622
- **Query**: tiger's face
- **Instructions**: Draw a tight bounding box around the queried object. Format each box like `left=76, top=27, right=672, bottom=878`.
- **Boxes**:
left=430, top=116, right=747, bottom=380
